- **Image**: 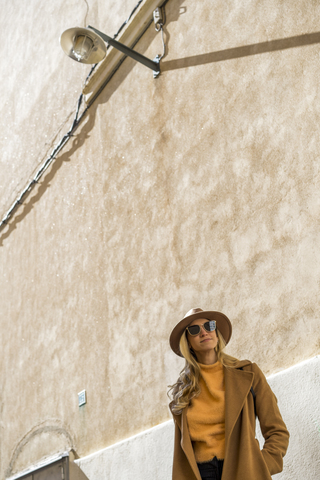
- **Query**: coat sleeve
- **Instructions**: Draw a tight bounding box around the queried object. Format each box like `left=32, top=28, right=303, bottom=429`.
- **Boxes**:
left=252, top=363, right=290, bottom=476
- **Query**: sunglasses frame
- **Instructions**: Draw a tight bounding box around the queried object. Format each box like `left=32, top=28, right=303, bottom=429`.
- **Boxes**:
left=186, top=320, right=217, bottom=336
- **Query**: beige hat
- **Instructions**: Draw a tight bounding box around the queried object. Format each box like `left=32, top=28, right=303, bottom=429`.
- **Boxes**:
left=169, top=307, right=232, bottom=357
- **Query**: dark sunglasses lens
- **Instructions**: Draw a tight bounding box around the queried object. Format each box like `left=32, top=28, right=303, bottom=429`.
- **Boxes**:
left=187, top=321, right=216, bottom=335
left=187, top=325, right=201, bottom=336
left=204, top=320, right=216, bottom=332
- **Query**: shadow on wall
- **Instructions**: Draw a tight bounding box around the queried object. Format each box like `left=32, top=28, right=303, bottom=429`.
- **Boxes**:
left=161, top=31, right=320, bottom=71
left=5, top=422, right=89, bottom=480
left=0, top=112, right=95, bottom=248
left=1, top=0, right=320, bottom=246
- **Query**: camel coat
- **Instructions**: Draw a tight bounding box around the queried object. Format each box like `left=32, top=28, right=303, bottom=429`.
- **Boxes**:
left=172, top=360, right=289, bottom=480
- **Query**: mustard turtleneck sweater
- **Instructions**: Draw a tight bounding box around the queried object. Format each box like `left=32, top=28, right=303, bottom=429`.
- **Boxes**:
left=187, top=361, right=225, bottom=462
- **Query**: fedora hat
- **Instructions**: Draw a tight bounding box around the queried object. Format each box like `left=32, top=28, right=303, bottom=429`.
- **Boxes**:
left=169, top=307, right=232, bottom=357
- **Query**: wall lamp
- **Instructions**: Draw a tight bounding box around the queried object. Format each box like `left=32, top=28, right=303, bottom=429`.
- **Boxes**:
left=60, top=25, right=161, bottom=77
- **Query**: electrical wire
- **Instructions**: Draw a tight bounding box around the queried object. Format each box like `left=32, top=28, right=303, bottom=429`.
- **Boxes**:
left=0, top=92, right=89, bottom=232
left=113, top=0, right=144, bottom=40
left=157, top=24, right=166, bottom=62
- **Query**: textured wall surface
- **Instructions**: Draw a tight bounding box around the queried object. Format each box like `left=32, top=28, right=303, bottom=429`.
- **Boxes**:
left=256, top=357, right=320, bottom=480
left=76, top=420, right=174, bottom=480
left=74, top=357, right=320, bottom=480
left=1, top=0, right=320, bottom=478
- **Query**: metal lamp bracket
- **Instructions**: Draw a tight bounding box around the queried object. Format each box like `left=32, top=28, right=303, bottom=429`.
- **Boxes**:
left=153, top=55, right=161, bottom=78
left=152, top=6, right=166, bottom=78
left=153, top=7, right=164, bottom=32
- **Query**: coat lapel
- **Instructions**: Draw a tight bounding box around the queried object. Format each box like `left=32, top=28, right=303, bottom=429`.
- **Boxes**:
left=224, top=363, right=254, bottom=447
left=180, top=408, right=202, bottom=480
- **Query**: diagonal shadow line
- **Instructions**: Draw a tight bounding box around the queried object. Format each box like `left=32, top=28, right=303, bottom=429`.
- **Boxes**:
left=0, top=114, right=95, bottom=247
left=161, top=31, right=320, bottom=71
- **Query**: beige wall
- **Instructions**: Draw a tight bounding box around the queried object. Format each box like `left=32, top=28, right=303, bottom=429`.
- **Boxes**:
left=1, top=0, right=320, bottom=478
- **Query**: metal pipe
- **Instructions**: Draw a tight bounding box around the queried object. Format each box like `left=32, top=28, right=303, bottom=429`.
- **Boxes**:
left=88, top=25, right=160, bottom=73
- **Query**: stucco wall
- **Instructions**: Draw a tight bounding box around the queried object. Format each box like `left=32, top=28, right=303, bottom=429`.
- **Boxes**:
left=1, top=0, right=320, bottom=478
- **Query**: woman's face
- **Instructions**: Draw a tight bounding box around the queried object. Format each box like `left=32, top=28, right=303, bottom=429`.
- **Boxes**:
left=186, top=317, right=218, bottom=357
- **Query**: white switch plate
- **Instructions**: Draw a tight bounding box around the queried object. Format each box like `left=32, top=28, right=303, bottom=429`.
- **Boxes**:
left=78, top=390, right=86, bottom=406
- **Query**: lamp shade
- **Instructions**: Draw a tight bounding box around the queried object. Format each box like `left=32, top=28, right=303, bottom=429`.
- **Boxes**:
left=60, top=27, right=106, bottom=64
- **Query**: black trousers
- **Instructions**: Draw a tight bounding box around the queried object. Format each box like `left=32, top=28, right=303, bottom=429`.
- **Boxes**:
left=197, top=457, right=224, bottom=480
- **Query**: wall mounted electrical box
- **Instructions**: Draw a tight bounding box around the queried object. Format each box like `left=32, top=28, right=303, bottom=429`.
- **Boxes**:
left=78, top=390, right=87, bottom=407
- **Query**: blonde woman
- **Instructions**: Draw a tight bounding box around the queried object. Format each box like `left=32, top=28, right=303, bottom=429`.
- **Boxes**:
left=169, top=308, right=289, bottom=480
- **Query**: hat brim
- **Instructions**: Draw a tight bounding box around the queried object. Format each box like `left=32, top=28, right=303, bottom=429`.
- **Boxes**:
left=169, top=310, right=232, bottom=357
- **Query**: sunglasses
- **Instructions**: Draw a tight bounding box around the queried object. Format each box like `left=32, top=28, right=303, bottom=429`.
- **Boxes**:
left=186, top=320, right=216, bottom=336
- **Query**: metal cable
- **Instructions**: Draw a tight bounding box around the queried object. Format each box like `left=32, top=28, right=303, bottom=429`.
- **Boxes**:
left=154, top=5, right=166, bottom=61
left=113, top=0, right=144, bottom=40
left=157, top=25, right=166, bottom=62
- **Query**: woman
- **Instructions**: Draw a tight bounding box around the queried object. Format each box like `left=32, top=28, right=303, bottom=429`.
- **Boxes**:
left=168, top=307, right=289, bottom=480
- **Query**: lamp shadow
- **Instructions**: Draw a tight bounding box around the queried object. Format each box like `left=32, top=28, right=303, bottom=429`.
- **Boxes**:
left=161, top=31, right=320, bottom=71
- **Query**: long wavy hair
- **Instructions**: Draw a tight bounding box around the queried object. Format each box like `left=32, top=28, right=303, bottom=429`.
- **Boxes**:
left=168, top=329, right=238, bottom=415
